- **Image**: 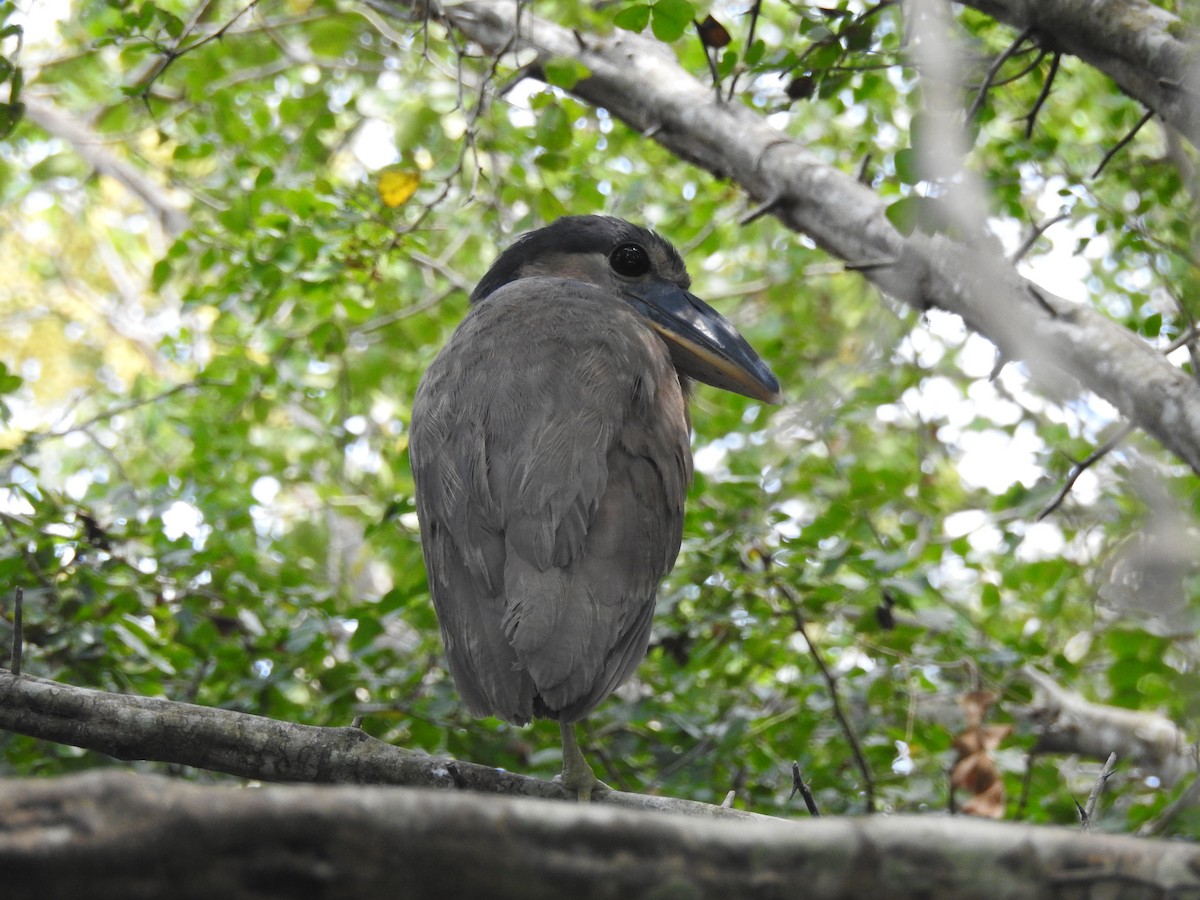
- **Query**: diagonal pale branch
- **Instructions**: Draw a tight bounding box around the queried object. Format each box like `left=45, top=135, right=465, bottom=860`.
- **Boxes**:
left=0, top=671, right=755, bottom=819
left=22, top=96, right=190, bottom=236
left=404, top=0, right=1200, bottom=476
left=957, top=0, right=1200, bottom=150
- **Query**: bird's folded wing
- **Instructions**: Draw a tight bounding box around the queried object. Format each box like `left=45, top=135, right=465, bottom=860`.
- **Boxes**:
left=410, top=281, right=691, bottom=718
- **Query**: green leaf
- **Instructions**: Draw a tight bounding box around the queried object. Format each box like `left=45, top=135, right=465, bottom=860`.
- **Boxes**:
left=543, top=57, right=591, bottom=90
left=843, top=22, right=874, bottom=52
left=130, top=2, right=156, bottom=30
left=0, top=361, right=21, bottom=395
left=535, top=102, right=572, bottom=152
left=161, top=11, right=184, bottom=38
left=534, top=150, right=569, bottom=171
left=613, top=4, right=650, bottom=32
left=309, top=321, right=347, bottom=355
left=650, top=0, right=694, bottom=42
left=885, top=195, right=921, bottom=236
left=895, top=148, right=919, bottom=185
left=717, top=48, right=738, bottom=79
left=806, top=41, right=842, bottom=71
left=0, top=101, right=22, bottom=140
left=151, top=258, right=172, bottom=291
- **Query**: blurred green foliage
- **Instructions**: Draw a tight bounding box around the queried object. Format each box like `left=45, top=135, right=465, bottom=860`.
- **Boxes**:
left=0, top=0, right=1196, bottom=835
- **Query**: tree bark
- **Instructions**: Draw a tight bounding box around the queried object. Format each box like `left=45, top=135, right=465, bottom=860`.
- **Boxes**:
left=4, top=769, right=1200, bottom=900
left=1023, top=669, right=1193, bottom=787
left=2, top=669, right=1189, bottom=804
left=956, top=0, right=1200, bottom=149
left=0, top=671, right=756, bottom=819
left=389, top=0, right=1200, bottom=477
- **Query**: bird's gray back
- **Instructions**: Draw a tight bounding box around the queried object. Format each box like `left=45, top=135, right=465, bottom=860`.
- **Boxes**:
left=410, top=278, right=692, bottom=724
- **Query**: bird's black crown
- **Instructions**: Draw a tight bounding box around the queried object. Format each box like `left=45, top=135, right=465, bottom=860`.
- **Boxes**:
left=470, top=215, right=687, bottom=304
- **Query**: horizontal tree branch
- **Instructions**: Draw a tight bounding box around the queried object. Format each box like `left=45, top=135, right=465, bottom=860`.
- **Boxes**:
left=4, top=665, right=1191, bottom=815
left=957, top=0, right=1200, bottom=149
left=1023, top=668, right=1194, bottom=786
left=400, top=0, right=1200, bottom=476
left=4, top=769, right=1200, bottom=899
left=0, top=671, right=754, bottom=819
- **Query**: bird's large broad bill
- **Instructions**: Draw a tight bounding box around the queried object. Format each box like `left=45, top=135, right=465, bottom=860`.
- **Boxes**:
left=624, top=280, right=781, bottom=404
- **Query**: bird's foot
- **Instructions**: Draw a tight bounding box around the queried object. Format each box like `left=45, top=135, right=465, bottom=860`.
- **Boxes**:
left=554, top=767, right=610, bottom=802
left=557, top=721, right=609, bottom=802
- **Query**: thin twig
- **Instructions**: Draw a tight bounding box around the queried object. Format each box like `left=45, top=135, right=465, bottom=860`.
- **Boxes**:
left=1160, top=283, right=1200, bottom=377
left=1025, top=283, right=1060, bottom=318
left=1165, top=324, right=1200, bottom=355
left=856, top=153, right=873, bottom=185
left=1038, top=422, right=1135, bottom=520
left=726, top=0, right=762, bottom=100
left=1079, top=752, right=1118, bottom=830
left=638, top=690, right=752, bottom=791
left=966, top=25, right=1034, bottom=123
left=351, top=285, right=457, bottom=337
left=182, top=658, right=213, bottom=704
left=739, top=194, right=784, bottom=226
left=135, top=0, right=260, bottom=98
left=1138, top=772, right=1200, bottom=836
left=586, top=729, right=636, bottom=794
left=789, top=762, right=820, bottom=816
left=1022, top=52, right=1060, bottom=139
left=971, top=47, right=1046, bottom=91
left=1163, top=323, right=1200, bottom=384
left=702, top=42, right=722, bottom=101
left=988, top=349, right=1009, bottom=381
left=1093, top=109, right=1155, bottom=178
left=1009, top=211, right=1070, bottom=264
left=354, top=2, right=414, bottom=46
left=42, top=380, right=227, bottom=442
left=844, top=255, right=900, bottom=272
left=9, top=587, right=22, bottom=676
left=778, top=583, right=876, bottom=813
left=1016, top=751, right=1036, bottom=819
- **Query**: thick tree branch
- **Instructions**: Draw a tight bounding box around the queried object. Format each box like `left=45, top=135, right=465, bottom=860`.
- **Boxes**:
left=0, top=672, right=754, bottom=819
left=6, top=665, right=1190, bottom=817
left=405, top=0, right=1200, bottom=476
left=956, top=0, right=1200, bottom=149
left=4, top=770, right=1200, bottom=899
left=1023, top=669, right=1193, bottom=787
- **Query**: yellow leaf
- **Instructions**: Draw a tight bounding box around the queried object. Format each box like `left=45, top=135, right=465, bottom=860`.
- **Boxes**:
left=377, top=168, right=420, bottom=208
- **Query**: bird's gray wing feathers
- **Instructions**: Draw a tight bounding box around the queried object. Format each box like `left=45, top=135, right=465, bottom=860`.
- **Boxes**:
left=410, top=366, right=529, bottom=720
left=410, top=280, right=691, bottom=723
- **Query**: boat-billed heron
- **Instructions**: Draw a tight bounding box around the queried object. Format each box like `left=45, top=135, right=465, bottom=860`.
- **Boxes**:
left=409, top=216, right=780, bottom=799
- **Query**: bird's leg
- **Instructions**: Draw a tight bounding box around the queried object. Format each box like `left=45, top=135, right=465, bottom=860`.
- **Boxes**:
left=556, top=720, right=608, bottom=802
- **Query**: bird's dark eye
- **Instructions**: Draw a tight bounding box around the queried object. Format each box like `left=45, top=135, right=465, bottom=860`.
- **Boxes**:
left=609, top=243, right=651, bottom=277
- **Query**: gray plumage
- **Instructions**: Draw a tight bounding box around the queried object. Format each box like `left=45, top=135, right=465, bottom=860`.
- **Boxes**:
left=409, top=216, right=778, bottom=795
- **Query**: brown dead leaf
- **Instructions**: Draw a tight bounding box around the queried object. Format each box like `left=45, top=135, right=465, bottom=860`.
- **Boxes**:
left=695, top=15, right=731, bottom=49
left=951, top=690, right=1011, bottom=818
